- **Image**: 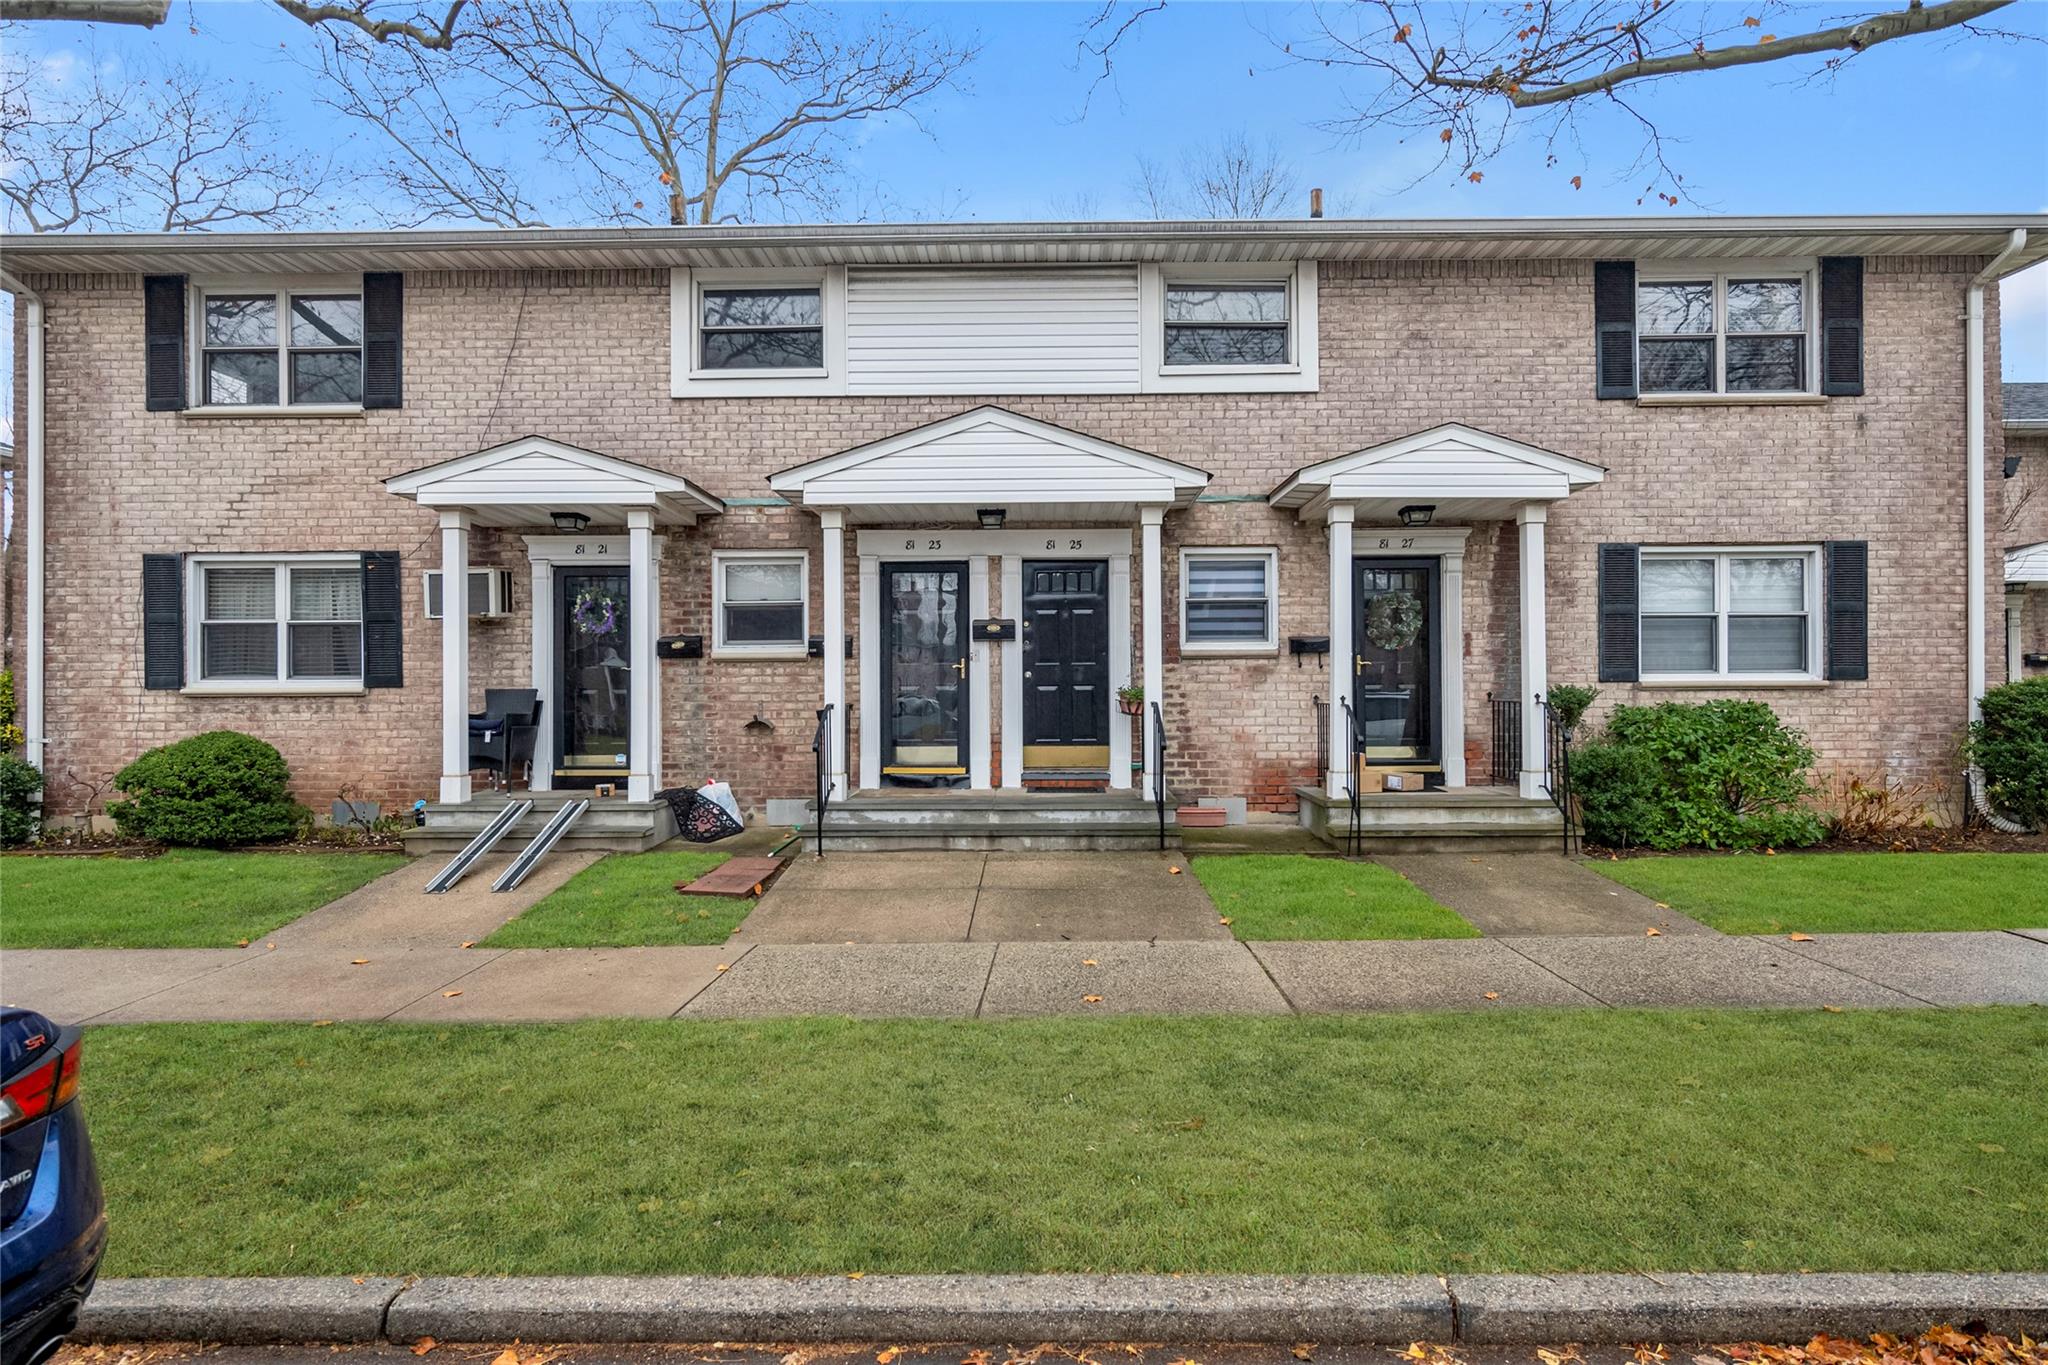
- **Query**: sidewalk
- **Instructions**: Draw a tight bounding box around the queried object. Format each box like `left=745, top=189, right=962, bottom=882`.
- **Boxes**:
left=9, top=926, right=2044, bottom=1023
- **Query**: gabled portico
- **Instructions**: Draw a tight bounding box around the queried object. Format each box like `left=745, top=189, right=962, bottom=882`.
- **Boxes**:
left=385, top=435, right=724, bottom=803
left=1271, top=424, right=1606, bottom=801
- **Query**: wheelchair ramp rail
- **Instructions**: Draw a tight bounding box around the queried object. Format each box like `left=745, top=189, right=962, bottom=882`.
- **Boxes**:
left=492, top=798, right=589, bottom=892
left=424, top=799, right=533, bottom=894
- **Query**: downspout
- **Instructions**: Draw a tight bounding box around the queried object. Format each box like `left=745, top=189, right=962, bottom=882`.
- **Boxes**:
left=1965, top=229, right=2028, bottom=832
left=0, top=271, right=45, bottom=781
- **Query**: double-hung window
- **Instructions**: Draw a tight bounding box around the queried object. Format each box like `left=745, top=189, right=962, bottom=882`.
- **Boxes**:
left=1637, top=268, right=1812, bottom=395
left=698, top=284, right=825, bottom=371
left=1163, top=280, right=1290, bottom=367
left=199, top=288, right=364, bottom=407
left=192, top=556, right=363, bottom=688
left=1180, top=548, right=1278, bottom=652
left=1639, top=548, right=1820, bottom=681
left=714, top=552, right=808, bottom=654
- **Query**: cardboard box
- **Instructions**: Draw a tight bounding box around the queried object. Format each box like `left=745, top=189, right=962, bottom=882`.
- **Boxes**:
left=1383, top=772, right=1416, bottom=792
left=1356, top=767, right=1385, bottom=794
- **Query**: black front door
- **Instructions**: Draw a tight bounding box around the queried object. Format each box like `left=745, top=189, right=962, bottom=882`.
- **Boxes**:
left=1352, top=558, right=1438, bottom=763
left=1021, top=559, right=1110, bottom=771
left=556, top=568, right=632, bottom=785
left=882, top=561, right=969, bottom=781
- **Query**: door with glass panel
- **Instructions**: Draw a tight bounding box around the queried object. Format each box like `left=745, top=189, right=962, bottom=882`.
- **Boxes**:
left=1639, top=552, right=1812, bottom=678
left=1351, top=559, right=1438, bottom=764
left=882, top=562, right=969, bottom=783
left=555, top=569, right=632, bottom=784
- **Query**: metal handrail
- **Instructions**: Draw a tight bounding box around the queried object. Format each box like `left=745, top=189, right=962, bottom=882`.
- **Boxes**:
left=1340, top=696, right=1363, bottom=856
left=811, top=703, right=834, bottom=858
left=1148, top=700, right=1168, bottom=850
left=1311, top=694, right=1328, bottom=778
left=1535, top=693, right=1579, bottom=855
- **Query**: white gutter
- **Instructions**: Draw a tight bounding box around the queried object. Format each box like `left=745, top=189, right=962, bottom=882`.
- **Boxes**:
left=1966, top=229, right=2030, bottom=833
left=0, top=270, right=43, bottom=777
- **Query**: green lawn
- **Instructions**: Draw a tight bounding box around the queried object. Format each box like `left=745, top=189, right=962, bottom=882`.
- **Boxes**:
left=85, top=1008, right=2046, bottom=1277
left=0, top=849, right=405, bottom=949
left=1594, top=852, right=2048, bottom=935
left=1191, top=854, right=1478, bottom=940
left=481, top=850, right=741, bottom=947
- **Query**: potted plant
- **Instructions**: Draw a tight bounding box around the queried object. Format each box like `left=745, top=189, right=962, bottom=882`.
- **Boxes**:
left=1116, top=683, right=1144, bottom=716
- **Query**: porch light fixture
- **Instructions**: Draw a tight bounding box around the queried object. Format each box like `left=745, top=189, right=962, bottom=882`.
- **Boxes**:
left=550, top=510, right=591, bottom=534
left=977, top=507, right=1008, bottom=530
left=1397, top=504, right=1436, bottom=528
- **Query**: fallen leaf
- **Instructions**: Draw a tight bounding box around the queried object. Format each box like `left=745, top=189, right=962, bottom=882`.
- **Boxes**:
left=312, top=1020, right=335, bottom=1027
left=411, top=1340, right=438, bottom=1357
left=962, top=1353, right=993, bottom=1365
left=877, top=1350, right=903, bottom=1365
left=1853, top=1143, right=1897, bottom=1163
left=1082, top=959, right=1099, bottom=967
left=1293, top=1348, right=1315, bottom=1362
left=236, top=939, right=251, bottom=948
left=1978, top=1142, right=2006, bottom=1153
left=1654, top=902, right=1670, bottom=910
left=1168, top=865, right=1183, bottom=875
left=1821, top=1005, right=1844, bottom=1013
left=1083, top=994, right=1105, bottom=1004
left=1218, top=917, right=1233, bottom=925
left=1483, top=991, right=1501, bottom=1001
left=715, top=963, right=731, bottom=972
left=441, top=990, right=463, bottom=998
left=1645, top=927, right=1662, bottom=937
left=460, top=941, right=476, bottom=949
left=1788, top=932, right=1815, bottom=942
left=351, top=958, right=370, bottom=966
left=491, top=1351, right=520, bottom=1365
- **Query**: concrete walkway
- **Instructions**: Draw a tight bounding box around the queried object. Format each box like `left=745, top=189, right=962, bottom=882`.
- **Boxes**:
left=9, top=927, right=2043, bottom=1023
left=1379, top=852, right=1716, bottom=936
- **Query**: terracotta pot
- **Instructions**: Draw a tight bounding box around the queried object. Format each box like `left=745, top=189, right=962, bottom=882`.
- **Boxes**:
left=1118, top=698, right=1142, bottom=715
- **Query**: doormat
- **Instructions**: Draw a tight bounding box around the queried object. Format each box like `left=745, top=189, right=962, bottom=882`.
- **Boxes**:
left=677, top=856, right=787, bottom=899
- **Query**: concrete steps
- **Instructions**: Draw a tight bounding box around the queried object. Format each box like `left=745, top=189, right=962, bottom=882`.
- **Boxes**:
left=805, top=789, right=1180, bottom=852
left=401, top=791, right=677, bottom=855
left=1294, top=784, right=1566, bottom=853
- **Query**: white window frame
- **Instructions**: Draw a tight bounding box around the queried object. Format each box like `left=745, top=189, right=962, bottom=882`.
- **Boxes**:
left=1179, top=546, right=1279, bottom=655
left=1638, top=544, right=1823, bottom=685
left=671, top=267, right=844, bottom=397
left=1635, top=259, right=1819, bottom=398
left=712, top=549, right=811, bottom=659
left=183, top=552, right=365, bottom=695
left=188, top=275, right=365, bottom=414
left=1140, top=260, right=1318, bottom=394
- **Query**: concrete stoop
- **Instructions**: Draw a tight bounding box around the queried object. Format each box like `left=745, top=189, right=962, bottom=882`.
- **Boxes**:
left=806, top=789, right=1181, bottom=852
left=402, top=790, right=677, bottom=855
left=77, top=1272, right=2048, bottom=1346
left=1296, top=784, right=1566, bottom=853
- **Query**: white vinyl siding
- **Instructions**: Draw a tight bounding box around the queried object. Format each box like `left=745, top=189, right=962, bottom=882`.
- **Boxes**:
left=843, top=267, right=1142, bottom=394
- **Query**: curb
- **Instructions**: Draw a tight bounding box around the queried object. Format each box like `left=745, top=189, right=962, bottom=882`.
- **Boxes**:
left=76, top=1272, right=2048, bottom=1346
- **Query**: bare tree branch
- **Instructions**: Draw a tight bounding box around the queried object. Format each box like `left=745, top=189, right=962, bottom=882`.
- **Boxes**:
left=272, top=0, right=469, bottom=49
left=1130, top=131, right=1301, bottom=219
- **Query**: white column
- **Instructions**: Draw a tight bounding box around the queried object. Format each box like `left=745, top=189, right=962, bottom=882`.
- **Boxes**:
left=968, top=556, right=991, bottom=790
left=1324, top=503, right=1354, bottom=798
left=626, top=508, right=657, bottom=803
left=527, top=552, right=554, bottom=791
left=858, top=554, right=881, bottom=791
left=1140, top=506, right=1166, bottom=802
left=438, top=510, right=473, bottom=804
left=2007, top=589, right=2026, bottom=684
left=1517, top=502, right=1549, bottom=801
left=819, top=509, right=848, bottom=801
left=1441, top=547, right=1467, bottom=787
left=1000, top=554, right=1024, bottom=789
left=1107, top=552, right=1133, bottom=790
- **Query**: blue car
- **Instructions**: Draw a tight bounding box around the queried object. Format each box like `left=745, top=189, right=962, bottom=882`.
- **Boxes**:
left=0, top=1008, right=106, bottom=1365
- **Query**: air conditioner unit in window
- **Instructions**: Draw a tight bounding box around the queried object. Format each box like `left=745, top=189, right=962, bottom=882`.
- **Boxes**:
left=423, top=568, right=515, bottom=619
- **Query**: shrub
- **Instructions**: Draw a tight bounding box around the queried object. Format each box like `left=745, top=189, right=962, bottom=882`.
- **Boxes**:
left=107, top=731, right=300, bottom=847
left=1546, top=683, right=1599, bottom=737
left=0, top=754, right=41, bottom=849
left=1586, top=700, right=1826, bottom=851
left=1819, top=769, right=1939, bottom=842
left=1968, top=676, right=2048, bottom=831
left=1570, top=741, right=1660, bottom=848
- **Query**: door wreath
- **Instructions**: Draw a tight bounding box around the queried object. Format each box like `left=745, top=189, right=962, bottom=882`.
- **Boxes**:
left=1366, top=589, right=1425, bottom=652
left=571, top=588, right=621, bottom=639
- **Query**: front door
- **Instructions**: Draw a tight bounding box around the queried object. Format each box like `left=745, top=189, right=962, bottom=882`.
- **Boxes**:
left=1352, top=558, right=1438, bottom=764
left=882, top=561, right=969, bottom=783
left=1021, top=559, right=1110, bottom=771
left=555, top=568, right=632, bottom=786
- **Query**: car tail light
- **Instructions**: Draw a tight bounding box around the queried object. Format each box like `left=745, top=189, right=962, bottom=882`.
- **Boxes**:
left=0, top=1040, right=81, bottom=1134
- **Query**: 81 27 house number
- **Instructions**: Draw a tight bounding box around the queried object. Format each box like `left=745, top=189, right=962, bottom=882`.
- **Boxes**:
left=1372, top=538, right=1418, bottom=549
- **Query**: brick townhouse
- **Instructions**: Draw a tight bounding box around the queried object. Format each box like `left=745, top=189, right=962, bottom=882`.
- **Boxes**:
left=2006, top=382, right=2048, bottom=681
left=4, top=215, right=2042, bottom=850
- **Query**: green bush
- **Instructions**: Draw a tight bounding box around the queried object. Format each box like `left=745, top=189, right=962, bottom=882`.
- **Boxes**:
left=1969, top=676, right=2048, bottom=831
left=0, top=754, right=41, bottom=849
left=1577, top=700, right=1826, bottom=851
left=1570, top=741, right=1660, bottom=848
left=0, top=670, right=22, bottom=750
left=107, top=731, right=300, bottom=847
left=1546, top=683, right=1599, bottom=736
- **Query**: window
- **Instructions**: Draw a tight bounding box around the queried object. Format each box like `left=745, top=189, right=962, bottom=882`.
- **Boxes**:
left=1637, top=269, right=1811, bottom=395
left=698, top=285, right=824, bottom=371
left=1163, top=280, right=1289, bottom=367
left=200, top=289, right=363, bottom=407
left=1180, top=548, right=1278, bottom=651
left=714, top=552, right=808, bottom=654
left=1640, top=548, right=1819, bottom=680
left=192, top=557, right=363, bottom=687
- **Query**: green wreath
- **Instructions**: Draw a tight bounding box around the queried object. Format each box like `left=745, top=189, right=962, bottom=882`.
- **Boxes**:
left=1366, top=590, right=1425, bottom=652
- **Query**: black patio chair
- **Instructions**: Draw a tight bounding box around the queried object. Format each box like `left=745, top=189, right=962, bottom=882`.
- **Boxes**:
left=470, top=688, right=542, bottom=789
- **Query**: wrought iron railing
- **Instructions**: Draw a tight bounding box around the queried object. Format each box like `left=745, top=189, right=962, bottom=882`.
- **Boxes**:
left=1340, top=696, right=1363, bottom=856
left=811, top=703, right=834, bottom=858
left=1535, top=693, right=1578, bottom=855
left=1148, top=700, right=1168, bottom=850
left=1311, top=694, right=1328, bottom=779
left=1487, top=693, right=1522, bottom=787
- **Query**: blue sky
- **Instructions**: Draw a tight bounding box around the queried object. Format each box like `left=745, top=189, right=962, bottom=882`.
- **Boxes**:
left=3, top=0, right=2046, bottom=382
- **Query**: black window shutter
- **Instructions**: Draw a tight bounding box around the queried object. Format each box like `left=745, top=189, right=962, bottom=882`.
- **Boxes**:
left=361, top=550, right=405, bottom=688
left=1824, top=540, right=1869, bottom=681
left=142, top=554, right=185, bottom=689
left=1596, top=543, right=1641, bottom=682
left=143, top=275, right=188, bottom=412
left=362, top=272, right=404, bottom=410
left=1820, top=256, right=1864, bottom=397
left=1593, top=260, right=1637, bottom=400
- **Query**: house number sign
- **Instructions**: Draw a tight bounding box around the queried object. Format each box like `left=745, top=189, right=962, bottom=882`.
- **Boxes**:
left=857, top=529, right=1131, bottom=557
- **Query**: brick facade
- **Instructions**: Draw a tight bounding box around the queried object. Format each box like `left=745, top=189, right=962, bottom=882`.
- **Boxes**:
left=10, top=253, right=2009, bottom=820
left=2006, top=427, right=2048, bottom=677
